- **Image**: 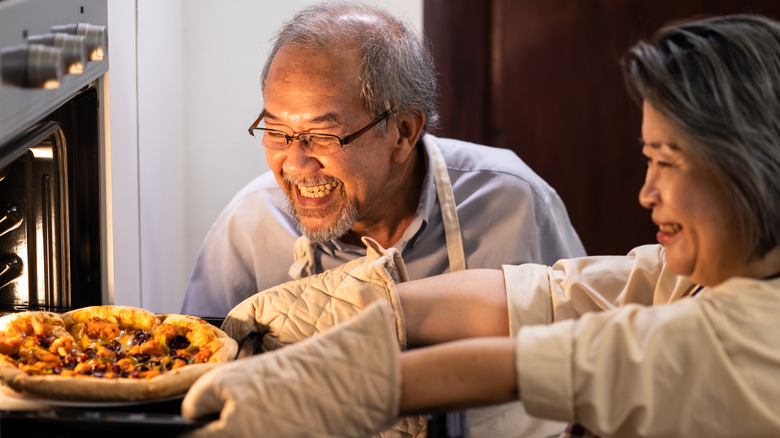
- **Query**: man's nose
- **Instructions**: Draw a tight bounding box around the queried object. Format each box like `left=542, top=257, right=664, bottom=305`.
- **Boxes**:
left=282, top=137, right=322, bottom=174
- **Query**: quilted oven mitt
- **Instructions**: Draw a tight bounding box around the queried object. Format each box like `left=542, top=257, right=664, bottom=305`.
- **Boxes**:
left=220, top=236, right=409, bottom=353
left=220, top=237, right=426, bottom=438
left=181, top=301, right=402, bottom=438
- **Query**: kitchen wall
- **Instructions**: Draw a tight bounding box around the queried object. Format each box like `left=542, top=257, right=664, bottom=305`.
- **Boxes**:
left=106, top=0, right=422, bottom=313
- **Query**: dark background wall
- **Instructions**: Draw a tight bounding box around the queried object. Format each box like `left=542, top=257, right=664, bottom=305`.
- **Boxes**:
left=423, top=1, right=780, bottom=255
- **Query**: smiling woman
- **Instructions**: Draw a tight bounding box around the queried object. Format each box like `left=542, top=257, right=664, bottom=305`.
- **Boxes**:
left=179, top=13, right=780, bottom=438
left=392, top=13, right=780, bottom=436
left=638, top=102, right=747, bottom=287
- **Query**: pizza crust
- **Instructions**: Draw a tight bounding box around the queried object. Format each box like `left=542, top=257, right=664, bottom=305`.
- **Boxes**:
left=0, top=306, right=238, bottom=402
left=0, top=311, right=68, bottom=335
left=146, top=363, right=220, bottom=400
left=10, top=363, right=221, bottom=401
left=0, top=360, right=26, bottom=389
left=63, top=305, right=159, bottom=331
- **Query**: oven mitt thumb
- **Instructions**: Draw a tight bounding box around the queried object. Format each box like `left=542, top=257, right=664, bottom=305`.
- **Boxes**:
left=220, top=236, right=408, bottom=353
left=181, top=301, right=401, bottom=438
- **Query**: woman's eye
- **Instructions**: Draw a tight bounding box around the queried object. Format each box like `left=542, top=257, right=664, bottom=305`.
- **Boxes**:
left=645, top=157, right=674, bottom=169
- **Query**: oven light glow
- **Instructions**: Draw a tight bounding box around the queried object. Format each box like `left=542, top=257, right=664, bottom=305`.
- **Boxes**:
left=43, top=79, right=60, bottom=89
left=68, top=62, right=84, bottom=74
left=90, top=47, right=104, bottom=61
left=30, top=146, right=53, bottom=158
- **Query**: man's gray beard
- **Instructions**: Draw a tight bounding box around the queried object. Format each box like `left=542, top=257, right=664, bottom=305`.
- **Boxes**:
left=287, top=198, right=359, bottom=243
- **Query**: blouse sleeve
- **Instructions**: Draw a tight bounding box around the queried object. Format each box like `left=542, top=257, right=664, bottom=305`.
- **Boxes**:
left=513, top=279, right=780, bottom=437
left=502, top=244, right=690, bottom=334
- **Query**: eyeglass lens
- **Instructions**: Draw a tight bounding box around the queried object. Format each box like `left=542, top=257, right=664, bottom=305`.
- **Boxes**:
left=252, top=130, right=342, bottom=155
left=249, top=111, right=389, bottom=156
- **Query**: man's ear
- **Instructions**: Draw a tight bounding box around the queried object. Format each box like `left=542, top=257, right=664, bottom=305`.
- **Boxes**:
left=391, top=111, right=425, bottom=164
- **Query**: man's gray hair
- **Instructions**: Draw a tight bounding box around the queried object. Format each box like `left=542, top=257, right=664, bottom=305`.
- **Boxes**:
left=261, top=1, right=440, bottom=137
left=623, top=14, right=780, bottom=259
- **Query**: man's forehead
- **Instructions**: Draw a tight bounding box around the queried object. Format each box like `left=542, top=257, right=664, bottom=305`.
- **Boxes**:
left=263, top=43, right=365, bottom=124
left=268, top=44, right=361, bottom=89
left=261, top=82, right=362, bottom=120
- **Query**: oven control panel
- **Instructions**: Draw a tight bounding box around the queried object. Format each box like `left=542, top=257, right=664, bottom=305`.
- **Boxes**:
left=0, top=0, right=108, bottom=147
left=2, top=23, right=106, bottom=89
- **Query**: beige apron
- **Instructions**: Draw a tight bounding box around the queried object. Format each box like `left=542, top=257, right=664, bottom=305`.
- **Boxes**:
left=288, top=137, right=466, bottom=278
left=286, top=138, right=464, bottom=438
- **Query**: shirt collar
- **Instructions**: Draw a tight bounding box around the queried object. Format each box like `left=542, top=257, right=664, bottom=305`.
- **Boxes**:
left=316, top=134, right=438, bottom=255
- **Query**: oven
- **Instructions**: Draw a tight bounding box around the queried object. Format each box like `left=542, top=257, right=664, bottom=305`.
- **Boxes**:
left=0, top=0, right=108, bottom=316
left=0, top=1, right=207, bottom=434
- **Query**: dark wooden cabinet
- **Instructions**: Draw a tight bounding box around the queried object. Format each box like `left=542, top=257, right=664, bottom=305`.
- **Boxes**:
left=424, top=0, right=780, bottom=255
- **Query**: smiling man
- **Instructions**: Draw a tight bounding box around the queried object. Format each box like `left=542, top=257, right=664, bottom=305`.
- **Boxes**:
left=260, top=40, right=421, bottom=249
left=181, top=2, right=584, bottom=436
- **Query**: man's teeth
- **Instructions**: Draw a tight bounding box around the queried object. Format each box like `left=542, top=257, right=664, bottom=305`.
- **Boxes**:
left=298, top=182, right=339, bottom=198
left=659, top=224, right=682, bottom=234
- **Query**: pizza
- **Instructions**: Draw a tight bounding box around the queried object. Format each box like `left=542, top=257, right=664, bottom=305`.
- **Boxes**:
left=0, top=305, right=238, bottom=402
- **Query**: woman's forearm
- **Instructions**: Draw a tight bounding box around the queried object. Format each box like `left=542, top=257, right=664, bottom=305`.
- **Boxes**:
left=397, top=269, right=510, bottom=346
left=399, top=337, right=519, bottom=414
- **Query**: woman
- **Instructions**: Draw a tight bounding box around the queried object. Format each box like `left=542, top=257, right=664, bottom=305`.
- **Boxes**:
left=182, top=14, right=780, bottom=438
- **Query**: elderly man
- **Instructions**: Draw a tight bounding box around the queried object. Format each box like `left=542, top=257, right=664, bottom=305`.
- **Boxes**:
left=181, top=2, right=584, bottom=437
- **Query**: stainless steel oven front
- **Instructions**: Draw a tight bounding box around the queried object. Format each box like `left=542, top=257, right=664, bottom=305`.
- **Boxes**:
left=0, top=5, right=207, bottom=435
left=0, top=0, right=109, bottom=316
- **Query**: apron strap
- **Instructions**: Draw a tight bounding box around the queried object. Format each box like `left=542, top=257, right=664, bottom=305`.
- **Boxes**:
left=289, top=235, right=317, bottom=280
left=424, top=136, right=466, bottom=272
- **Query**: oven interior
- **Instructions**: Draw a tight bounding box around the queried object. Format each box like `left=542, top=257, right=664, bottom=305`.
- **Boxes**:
left=1, top=85, right=102, bottom=316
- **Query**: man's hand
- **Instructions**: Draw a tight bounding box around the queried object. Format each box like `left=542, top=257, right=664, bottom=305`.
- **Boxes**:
left=220, top=237, right=408, bottom=353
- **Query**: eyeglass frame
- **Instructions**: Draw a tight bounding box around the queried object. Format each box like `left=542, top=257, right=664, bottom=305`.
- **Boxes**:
left=248, top=110, right=391, bottom=155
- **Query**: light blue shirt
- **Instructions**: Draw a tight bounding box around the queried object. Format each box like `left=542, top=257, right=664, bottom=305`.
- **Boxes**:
left=181, top=135, right=586, bottom=317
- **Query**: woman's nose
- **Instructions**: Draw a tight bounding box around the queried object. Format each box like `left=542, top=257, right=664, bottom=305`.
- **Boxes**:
left=638, top=169, right=659, bottom=209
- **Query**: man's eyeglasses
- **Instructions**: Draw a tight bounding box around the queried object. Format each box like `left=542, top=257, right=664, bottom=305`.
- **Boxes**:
left=248, top=111, right=390, bottom=156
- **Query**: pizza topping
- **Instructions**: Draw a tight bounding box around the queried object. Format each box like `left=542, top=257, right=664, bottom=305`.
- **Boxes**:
left=153, top=323, right=178, bottom=344
left=29, top=314, right=51, bottom=337
left=141, top=339, right=169, bottom=356
left=86, top=318, right=121, bottom=340
left=0, top=307, right=236, bottom=383
left=170, top=334, right=191, bottom=350
left=0, top=307, right=238, bottom=403
left=0, top=333, right=22, bottom=356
